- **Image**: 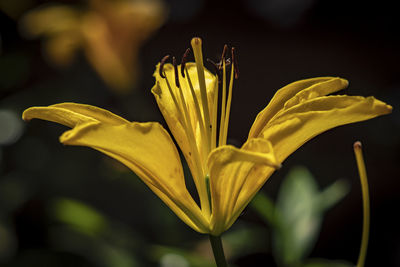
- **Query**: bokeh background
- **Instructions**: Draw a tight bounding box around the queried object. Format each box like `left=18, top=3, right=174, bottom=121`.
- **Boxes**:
left=0, top=0, right=399, bottom=266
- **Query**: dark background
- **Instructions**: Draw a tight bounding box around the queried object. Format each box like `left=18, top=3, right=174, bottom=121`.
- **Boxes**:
left=1, top=0, right=399, bottom=266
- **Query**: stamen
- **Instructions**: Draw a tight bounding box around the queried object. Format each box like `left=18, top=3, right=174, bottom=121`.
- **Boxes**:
left=181, top=48, right=191, bottom=78
left=159, top=55, right=170, bottom=78
left=172, top=56, right=180, bottom=88
left=210, top=61, right=219, bottom=149
left=222, top=55, right=235, bottom=145
left=220, top=44, right=228, bottom=70
left=218, top=59, right=227, bottom=147
left=217, top=45, right=229, bottom=146
left=231, top=47, right=239, bottom=79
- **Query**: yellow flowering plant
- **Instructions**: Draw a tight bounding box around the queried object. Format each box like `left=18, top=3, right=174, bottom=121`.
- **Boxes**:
left=20, top=0, right=165, bottom=93
left=22, top=37, right=391, bottom=266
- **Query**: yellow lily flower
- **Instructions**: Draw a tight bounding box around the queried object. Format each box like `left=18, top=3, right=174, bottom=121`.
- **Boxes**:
left=22, top=38, right=392, bottom=236
left=20, top=0, right=165, bottom=93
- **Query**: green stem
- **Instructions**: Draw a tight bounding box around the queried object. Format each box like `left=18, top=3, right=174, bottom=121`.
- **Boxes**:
left=209, top=235, right=228, bottom=267
left=354, top=141, right=370, bottom=267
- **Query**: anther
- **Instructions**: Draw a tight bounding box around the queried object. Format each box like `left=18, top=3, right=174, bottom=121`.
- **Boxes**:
left=220, top=44, right=229, bottom=69
left=181, top=48, right=191, bottom=77
left=159, top=55, right=170, bottom=78
left=231, top=47, right=239, bottom=79
left=172, top=56, right=180, bottom=88
left=206, top=58, right=230, bottom=73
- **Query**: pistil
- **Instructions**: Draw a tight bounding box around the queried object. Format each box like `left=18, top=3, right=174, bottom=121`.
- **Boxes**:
left=191, top=37, right=212, bottom=152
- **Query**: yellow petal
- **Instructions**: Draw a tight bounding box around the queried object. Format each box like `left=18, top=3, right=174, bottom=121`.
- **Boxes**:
left=23, top=104, right=209, bottom=233
left=81, top=12, right=134, bottom=91
left=207, top=138, right=280, bottom=235
left=249, top=77, right=348, bottom=138
left=20, top=5, right=83, bottom=67
left=20, top=5, right=80, bottom=37
left=21, top=0, right=165, bottom=93
left=152, top=63, right=218, bottom=190
left=44, top=32, right=81, bottom=66
left=83, top=0, right=165, bottom=92
left=23, top=103, right=128, bottom=127
left=261, top=95, right=392, bottom=162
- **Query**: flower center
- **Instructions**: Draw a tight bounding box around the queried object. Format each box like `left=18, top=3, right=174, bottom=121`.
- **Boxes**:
left=158, top=37, right=238, bottom=216
left=159, top=37, right=239, bottom=154
left=190, top=38, right=239, bottom=149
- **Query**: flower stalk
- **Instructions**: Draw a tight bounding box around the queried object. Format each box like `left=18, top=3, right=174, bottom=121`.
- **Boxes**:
left=354, top=141, right=370, bottom=267
left=209, top=235, right=228, bottom=267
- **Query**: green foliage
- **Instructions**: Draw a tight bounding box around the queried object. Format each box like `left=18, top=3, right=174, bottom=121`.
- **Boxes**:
left=52, top=198, right=108, bottom=236
left=250, top=191, right=277, bottom=228
left=49, top=198, right=143, bottom=267
left=151, top=245, right=215, bottom=267
left=222, top=224, right=269, bottom=260
left=251, top=165, right=350, bottom=267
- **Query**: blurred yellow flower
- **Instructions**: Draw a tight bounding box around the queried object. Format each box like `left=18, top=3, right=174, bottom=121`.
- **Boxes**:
left=22, top=38, right=392, bottom=236
left=20, top=0, right=166, bottom=93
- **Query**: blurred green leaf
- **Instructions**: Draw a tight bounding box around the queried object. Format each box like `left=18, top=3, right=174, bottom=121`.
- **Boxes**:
left=250, top=192, right=277, bottom=227
left=273, top=166, right=320, bottom=266
left=51, top=198, right=107, bottom=237
left=49, top=226, right=139, bottom=267
left=223, top=223, right=269, bottom=260
left=49, top=199, right=143, bottom=267
left=151, top=245, right=215, bottom=267
left=317, top=179, right=350, bottom=212
left=271, top=166, right=349, bottom=266
left=98, top=243, right=139, bottom=267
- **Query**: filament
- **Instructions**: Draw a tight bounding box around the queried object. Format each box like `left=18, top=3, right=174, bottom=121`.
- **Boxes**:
left=222, top=58, right=235, bottom=145
left=218, top=59, right=227, bottom=146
